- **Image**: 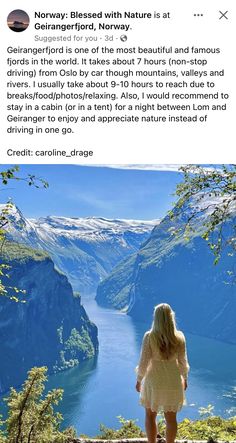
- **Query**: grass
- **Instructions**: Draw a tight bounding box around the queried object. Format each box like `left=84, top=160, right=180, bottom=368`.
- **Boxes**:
left=0, top=241, right=49, bottom=263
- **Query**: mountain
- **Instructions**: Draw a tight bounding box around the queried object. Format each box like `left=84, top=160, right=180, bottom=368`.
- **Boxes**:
left=96, top=198, right=236, bottom=343
left=0, top=241, right=98, bottom=393
left=2, top=204, right=157, bottom=294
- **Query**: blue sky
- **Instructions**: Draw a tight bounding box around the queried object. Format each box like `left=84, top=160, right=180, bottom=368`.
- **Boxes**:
left=0, top=165, right=183, bottom=220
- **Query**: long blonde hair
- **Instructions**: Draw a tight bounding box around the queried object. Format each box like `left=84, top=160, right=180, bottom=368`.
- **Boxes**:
left=149, top=303, right=182, bottom=359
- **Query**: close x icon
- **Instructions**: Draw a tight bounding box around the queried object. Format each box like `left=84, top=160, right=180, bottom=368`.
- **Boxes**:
left=219, top=10, right=229, bottom=19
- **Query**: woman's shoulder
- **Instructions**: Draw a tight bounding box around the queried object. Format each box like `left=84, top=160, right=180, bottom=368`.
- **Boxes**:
left=142, top=330, right=153, bottom=343
left=143, top=330, right=151, bottom=338
left=176, top=330, right=186, bottom=343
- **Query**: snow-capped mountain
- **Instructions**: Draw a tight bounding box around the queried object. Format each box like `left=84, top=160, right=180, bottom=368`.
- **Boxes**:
left=1, top=204, right=158, bottom=294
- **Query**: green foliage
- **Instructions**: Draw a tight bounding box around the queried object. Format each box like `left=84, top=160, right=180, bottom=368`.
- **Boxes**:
left=54, top=350, right=79, bottom=372
left=1, top=377, right=236, bottom=442
left=0, top=241, right=49, bottom=302
left=95, top=415, right=145, bottom=439
left=0, top=202, right=24, bottom=302
left=0, top=415, right=6, bottom=443
left=65, top=327, right=95, bottom=359
left=0, top=366, right=76, bottom=443
left=1, top=241, right=49, bottom=263
left=176, top=415, right=236, bottom=441
left=54, top=326, right=95, bottom=372
left=0, top=166, right=48, bottom=301
left=57, top=326, right=64, bottom=345
left=95, top=414, right=236, bottom=441
left=169, top=164, right=236, bottom=280
left=0, top=166, right=48, bottom=189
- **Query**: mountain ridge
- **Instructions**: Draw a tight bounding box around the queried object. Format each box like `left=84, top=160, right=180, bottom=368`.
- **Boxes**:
left=1, top=203, right=158, bottom=294
left=0, top=240, right=98, bottom=393
left=96, top=201, right=236, bottom=343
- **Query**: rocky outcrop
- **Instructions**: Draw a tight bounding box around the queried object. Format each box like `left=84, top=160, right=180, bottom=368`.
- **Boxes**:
left=96, top=254, right=136, bottom=310
left=0, top=242, right=98, bottom=393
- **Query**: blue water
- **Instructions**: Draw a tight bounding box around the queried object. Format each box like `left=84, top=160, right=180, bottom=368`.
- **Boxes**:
left=1, top=298, right=236, bottom=436
left=47, top=298, right=236, bottom=436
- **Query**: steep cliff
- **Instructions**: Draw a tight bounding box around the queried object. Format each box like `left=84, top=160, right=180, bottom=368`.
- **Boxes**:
left=96, top=254, right=136, bottom=310
left=96, top=212, right=236, bottom=343
left=3, top=204, right=157, bottom=294
left=0, top=242, right=98, bottom=393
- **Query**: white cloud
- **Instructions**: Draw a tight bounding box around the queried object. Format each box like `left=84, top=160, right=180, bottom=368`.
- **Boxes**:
left=83, top=164, right=182, bottom=172
left=81, top=164, right=222, bottom=173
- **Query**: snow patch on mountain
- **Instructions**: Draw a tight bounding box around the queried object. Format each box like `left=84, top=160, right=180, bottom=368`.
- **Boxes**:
left=0, top=204, right=159, bottom=294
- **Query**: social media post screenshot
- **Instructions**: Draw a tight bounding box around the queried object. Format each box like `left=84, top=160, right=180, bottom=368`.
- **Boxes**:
left=0, top=0, right=235, bottom=163
left=0, top=163, right=235, bottom=442
left=0, top=1, right=236, bottom=442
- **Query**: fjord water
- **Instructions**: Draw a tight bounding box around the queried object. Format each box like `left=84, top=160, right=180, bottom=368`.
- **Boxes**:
left=44, top=297, right=236, bottom=436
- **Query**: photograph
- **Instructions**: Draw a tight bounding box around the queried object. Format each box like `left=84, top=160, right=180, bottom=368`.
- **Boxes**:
left=0, top=164, right=235, bottom=442
left=7, top=10, right=29, bottom=32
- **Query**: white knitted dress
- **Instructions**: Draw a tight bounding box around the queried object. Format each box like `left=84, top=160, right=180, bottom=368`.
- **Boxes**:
left=136, top=331, right=189, bottom=413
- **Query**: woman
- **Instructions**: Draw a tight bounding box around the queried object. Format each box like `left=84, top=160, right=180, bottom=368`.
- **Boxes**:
left=135, top=303, right=189, bottom=443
